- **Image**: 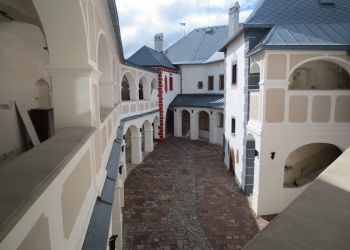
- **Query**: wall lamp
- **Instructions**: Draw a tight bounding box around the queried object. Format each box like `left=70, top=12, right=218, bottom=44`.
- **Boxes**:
left=270, top=152, right=276, bottom=160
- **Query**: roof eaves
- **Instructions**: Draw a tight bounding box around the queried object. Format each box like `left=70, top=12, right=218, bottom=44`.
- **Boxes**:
left=124, top=60, right=160, bottom=74
left=219, top=26, right=245, bottom=52
left=246, top=45, right=350, bottom=57
left=107, top=0, right=125, bottom=64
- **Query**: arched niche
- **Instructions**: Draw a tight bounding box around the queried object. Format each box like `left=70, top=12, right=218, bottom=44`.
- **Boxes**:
left=288, top=60, right=350, bottom=90
left=284, top=143, right=342, bottom=187
left=35, top=79, right=51, bottom=108
left=250, top=62, right=260, bottom=74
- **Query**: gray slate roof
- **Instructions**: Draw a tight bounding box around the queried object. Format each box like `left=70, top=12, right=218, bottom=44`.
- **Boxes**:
left=170, top=94, right=224, bottom=109
left=248, top=22, right=350, bottom=56
left=164, top=26, right=227, bottom=65
left=222, top=0, right=350, bottom=54
left=127, top=46, right=178, bottom=70
left=125, top=59, right=160, bottom=74
left=245, top=0, right=350, bottom=25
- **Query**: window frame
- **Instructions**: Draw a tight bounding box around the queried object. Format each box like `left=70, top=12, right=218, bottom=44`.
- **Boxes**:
left=219, top=74, right=224, bottom=90
left=169, top=76, right=173, bottom=91
left=231, top=117, right=236, bottom=135
left=197, top=81, right=203, bottom=89
left=232, top=63, right=237, bottom=86
left=208, top=75, right=214, bottom=90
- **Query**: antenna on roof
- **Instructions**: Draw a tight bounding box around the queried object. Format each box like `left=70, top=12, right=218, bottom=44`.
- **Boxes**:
left=207, top=0, right=209, bottom=27
left=180, top=22, right=186, bottom=37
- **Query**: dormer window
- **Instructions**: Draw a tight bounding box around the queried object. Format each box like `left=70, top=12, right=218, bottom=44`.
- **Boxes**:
left=319, top=0, right=334, bottom=6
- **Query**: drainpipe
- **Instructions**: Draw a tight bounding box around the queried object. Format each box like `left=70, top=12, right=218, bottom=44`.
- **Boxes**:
left=108, top=235, right=118, bottom=250
left=179, top=67, right=183, bottom=94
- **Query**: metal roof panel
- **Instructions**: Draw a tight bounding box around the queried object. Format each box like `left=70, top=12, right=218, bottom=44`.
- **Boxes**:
left=164, top=26, right=228, bottom=65
left=170, top=94, right=224, bottom=109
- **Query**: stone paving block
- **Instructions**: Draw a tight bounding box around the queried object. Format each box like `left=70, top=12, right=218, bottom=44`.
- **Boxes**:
left=122, top=137, right=275, bottom=249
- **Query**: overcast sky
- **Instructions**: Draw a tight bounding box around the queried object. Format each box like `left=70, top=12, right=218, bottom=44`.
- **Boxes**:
left=116, top=0, right=259, bottom=58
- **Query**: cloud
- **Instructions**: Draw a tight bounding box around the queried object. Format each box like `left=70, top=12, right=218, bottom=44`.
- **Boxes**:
left=116, top=0, right=258, bottom=58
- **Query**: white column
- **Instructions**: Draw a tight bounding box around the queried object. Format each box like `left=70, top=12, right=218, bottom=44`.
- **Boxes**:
left=209, top=117, right=216, bottom=143
left=174, top=113, right=182, bottom=137
left=190, top=114, right=199, bottom=140
left=99, top=81, right=114, bottom=107
left=129, top=87, right=138, bottom=101
left=131, top=133, right=142, bottom=164
left=47, top=68, right=101, bottom=132
left=144, top=128, right=154, bottom=152
left=112, top=177, right=123, bottom=249
left=143, top=87, right=151, bottom=100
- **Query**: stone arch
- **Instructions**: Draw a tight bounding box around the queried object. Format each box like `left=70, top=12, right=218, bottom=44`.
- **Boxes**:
left=124, top=124, right=142, bottom=164
left=284, top=143, right=342, bottom=188
left=198, top=110, right=209, bottom=140
left=150, top=77, right=157, bottom=98
left=181, top=109, right=190, bottom=137
left=142, top=119, right=153, bottom=152
left=97, top=32, right=112, bottom=82
left=121, top=71, right=137, bottom=101
left=113, top=60, right=119, bottom=104
left=165, top=108, right=174, bottom=137
left=97, top=32, right=113, bottom=108
left=244, top=132, right=257, bottom=194
left=288, top=59, right=350, bottom=90
left=33, top=0, right=89, bottom=65
left=138, top=75, right=149, bottom=100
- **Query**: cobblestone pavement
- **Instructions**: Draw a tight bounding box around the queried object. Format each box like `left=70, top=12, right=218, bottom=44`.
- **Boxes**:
left=123, top=137, right=273, bottom=250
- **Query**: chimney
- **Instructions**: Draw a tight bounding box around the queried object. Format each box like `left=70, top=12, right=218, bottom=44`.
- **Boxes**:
left=228, top=2, right=240, bottom=38
left=154, top=33, right=163, bottom=52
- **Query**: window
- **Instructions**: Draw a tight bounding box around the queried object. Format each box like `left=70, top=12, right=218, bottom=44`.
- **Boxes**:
left=208, top=76, right=214, bottom=90
left=232, top=64, right=237, bottom=85
left=169, top=76, right=173, bottom=91
left=198, top=81, right=203, bottom=89
left=231, top=117, right=236, bottom=135
left=219, top=74, right=224, bottom=90
left=164, top=76, right=168, bottom=93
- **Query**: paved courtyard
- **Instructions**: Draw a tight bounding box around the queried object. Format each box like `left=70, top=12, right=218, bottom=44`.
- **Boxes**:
left=122, top=137, right=273, bottom=250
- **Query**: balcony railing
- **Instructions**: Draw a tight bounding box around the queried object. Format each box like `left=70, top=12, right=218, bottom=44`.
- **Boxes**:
left=249, top=89, right=350, bottom=126
left=121, top=99, right=159, bottom=119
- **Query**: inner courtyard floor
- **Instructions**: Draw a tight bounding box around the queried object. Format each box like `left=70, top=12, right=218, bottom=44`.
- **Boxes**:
left=122, top=137, right=274, bottom=250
